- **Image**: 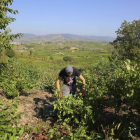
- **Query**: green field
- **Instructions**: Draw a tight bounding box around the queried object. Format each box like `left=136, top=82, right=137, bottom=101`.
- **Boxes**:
left=11, top=41, right=113, bottom=74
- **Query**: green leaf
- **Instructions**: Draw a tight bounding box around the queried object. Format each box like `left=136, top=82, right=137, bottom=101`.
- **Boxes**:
left=0, top=98, right=3, bottom=105
left=13, top=127, right=17, bottom=136
left=5, top=128, right=13, bottom=132
left=110, top=128, right=115, bottom=136
left=4, top=133, right=8, bottom=139
left=49, top=129, right=54, bottom=133
left=19, top=127, right=25, bottom=136
left=15, top=114, right=21, bottom=119
left=5, top=116, right=12, bottom=121
left=0, top=131, right=5, bottom=135
left=33, top=126, right=39, bottom=133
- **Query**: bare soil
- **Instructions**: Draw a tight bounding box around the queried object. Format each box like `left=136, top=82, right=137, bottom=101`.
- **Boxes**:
left=0, top=88, right=57, bottom=140
left=16, top=88, right=56, bottom=127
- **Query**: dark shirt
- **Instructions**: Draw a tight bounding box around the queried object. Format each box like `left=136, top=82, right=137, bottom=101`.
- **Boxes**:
left=59, top=67, right=80, bottom=86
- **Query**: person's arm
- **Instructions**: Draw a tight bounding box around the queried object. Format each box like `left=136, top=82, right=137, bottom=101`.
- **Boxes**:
left=79, top=75, right=86, bottom=90
left=56, top=76, right=62, bottom=90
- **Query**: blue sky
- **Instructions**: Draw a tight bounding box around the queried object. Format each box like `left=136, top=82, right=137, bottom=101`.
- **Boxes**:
left=8, top=0, right=140, bottom=37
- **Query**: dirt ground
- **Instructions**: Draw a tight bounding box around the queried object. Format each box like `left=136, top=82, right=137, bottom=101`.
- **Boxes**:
left=0, top=88, right=57, bottom=139
left=16, top=88, right=56, bottom=127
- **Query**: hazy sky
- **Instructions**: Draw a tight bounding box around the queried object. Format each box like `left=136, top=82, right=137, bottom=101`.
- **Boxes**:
left=8, top=0, right=140, bottom=37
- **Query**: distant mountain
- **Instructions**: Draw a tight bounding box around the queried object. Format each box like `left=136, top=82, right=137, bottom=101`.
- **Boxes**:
left=17, top=33, right=115, bottom=42
left=22, top=33, right=38, bottom=38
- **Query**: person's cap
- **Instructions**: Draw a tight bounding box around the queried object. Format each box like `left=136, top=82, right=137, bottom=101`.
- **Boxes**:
left=65, top=65, right=73, bottom=73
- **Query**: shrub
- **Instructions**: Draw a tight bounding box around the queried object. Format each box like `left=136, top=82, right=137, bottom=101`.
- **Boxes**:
left=63, top=46, right=70, bottom=49
left=50, top=56, right=53, bottom=60
left=51, top=60, right=140, bottom=139
left=63, top=56, right=74, bottom=62
left=0, top=59, right=42, bottom=97
left=5, top=48, right=15, bottom=58
left=41, top=73, right=63, bottom=93
left=0, top=97, right=26, bottom=139
left=29, top=50, right=33, bottom=56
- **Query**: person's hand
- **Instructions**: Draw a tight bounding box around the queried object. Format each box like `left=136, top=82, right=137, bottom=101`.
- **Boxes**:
left=81, top=90, right=85, bottom=98
left=82, top=84, right=85, bottom=90
left=59, top=92, right=62, bottom=98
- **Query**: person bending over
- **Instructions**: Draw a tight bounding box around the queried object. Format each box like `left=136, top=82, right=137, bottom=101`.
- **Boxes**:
left=56, top=65, right=85, bottom=97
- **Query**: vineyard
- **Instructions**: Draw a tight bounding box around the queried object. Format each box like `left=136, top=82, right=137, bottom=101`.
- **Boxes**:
left=0, top=58, right=140, bottom=139
left=1, top=0, right=140, bottom=139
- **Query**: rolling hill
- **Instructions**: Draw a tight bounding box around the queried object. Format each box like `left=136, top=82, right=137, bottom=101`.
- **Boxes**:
left=15, top=33, right=115, bottom=43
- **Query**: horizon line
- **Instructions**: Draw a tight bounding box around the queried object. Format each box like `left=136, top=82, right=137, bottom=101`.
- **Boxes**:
left=12, top=33, right=116, bottom=38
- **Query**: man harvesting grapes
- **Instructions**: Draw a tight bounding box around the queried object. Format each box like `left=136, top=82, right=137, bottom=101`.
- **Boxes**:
left=56, top=65, right=85, bottom=97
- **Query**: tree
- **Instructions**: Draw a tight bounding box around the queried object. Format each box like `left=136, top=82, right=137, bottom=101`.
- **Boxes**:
left=0, top=0, right=23, bottom=56
left=109, top=20, right=140, bottom=61
left=5, top=47, right=15, bottom=57
left=63, top=56, right=74, bottom=62
left=29, top=50, right=33, bottom=56
left=63, top=46, right=70, bottom=50
left=50, top=55, right=53, bottom=60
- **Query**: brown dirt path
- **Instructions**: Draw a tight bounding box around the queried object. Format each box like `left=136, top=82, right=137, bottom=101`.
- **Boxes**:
left=16, top=88, right=56, bottom=127
left=0, top=88, right=57, bottom=139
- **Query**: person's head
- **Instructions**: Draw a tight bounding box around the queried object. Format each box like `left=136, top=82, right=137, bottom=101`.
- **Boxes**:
left=65, top=65, right=73, bottom=76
